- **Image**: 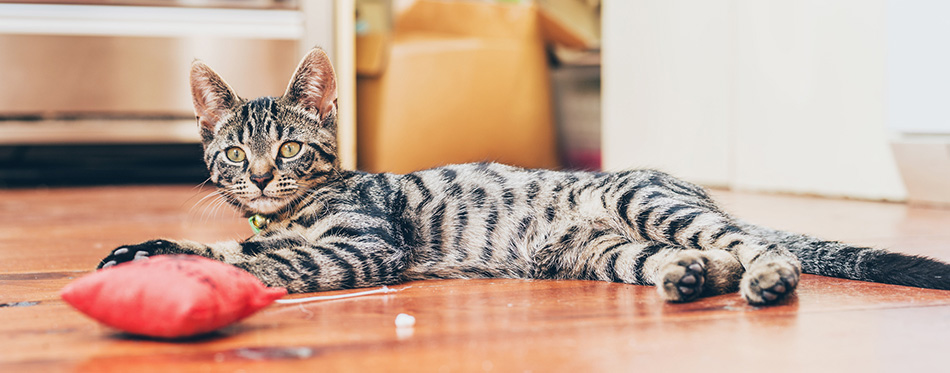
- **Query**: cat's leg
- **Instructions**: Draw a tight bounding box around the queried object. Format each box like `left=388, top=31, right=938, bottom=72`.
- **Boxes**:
left=534, top=226, right=670, bottom=284
left=98, top=229, right=408, bottom=293
left=226, top=237, right=409, bottom=293
left=733, top=243, right=801, bottom=304
left=654, top=249, right=742, bottom=302
left=625, top=202, right=800, bottom=304
left=98, top=239, right=229, bottom=269
left=533, top=226, right=740, bottom=302
left=610, top=171, right=801, bottom=304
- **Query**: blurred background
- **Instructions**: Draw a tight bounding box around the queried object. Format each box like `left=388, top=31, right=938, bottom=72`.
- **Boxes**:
left=1, top=0, right=949, bottom=206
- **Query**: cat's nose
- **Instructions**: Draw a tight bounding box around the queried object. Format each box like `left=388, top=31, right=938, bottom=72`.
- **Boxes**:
left=250, top=173, right=273, bottom=190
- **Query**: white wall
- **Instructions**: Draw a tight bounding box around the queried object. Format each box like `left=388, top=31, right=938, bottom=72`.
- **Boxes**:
left=602, top=0, right=907, bottom=200
left=887, top=0, right=950, bottom=135
left=601, top=1, right=734, bottom=187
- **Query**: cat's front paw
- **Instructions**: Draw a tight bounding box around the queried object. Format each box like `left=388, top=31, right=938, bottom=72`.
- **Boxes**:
left=740, top=260, right=800, bottom=305
left=97, top=239, right=175, bottom=269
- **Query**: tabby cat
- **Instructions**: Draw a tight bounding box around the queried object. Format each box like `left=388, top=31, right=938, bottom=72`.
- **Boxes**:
left=98, top=48, right=950, bottom=305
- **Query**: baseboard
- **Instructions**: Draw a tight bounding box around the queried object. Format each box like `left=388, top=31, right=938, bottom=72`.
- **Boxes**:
left=891, top=134, right=950, bottom=206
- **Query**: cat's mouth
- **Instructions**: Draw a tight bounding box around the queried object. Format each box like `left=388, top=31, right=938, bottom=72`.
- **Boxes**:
left=245, top=196, right=290, bottom=215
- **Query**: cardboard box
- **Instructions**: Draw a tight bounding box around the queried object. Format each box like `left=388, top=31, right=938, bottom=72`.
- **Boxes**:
left=356, top=0, right=560, bottom=173
left=538, top=0, right=601, bottom=50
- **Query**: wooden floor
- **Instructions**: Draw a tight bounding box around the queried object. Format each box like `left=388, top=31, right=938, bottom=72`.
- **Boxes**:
left=2, top=185, right=950, bottom=372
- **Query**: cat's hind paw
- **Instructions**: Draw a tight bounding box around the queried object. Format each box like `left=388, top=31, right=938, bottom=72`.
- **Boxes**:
left=740, top=260, right=800, bottom=305
left=656, top=252, right=707, bottom=302
left=97, top=240, right=173, bottom=269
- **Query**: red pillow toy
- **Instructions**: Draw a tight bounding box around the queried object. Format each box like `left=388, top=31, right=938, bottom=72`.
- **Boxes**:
left=61, top=255, right=287, bottom=339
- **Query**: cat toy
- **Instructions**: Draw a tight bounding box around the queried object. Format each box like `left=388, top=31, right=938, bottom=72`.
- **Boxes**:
left=61, top=255, right=405, bottom=339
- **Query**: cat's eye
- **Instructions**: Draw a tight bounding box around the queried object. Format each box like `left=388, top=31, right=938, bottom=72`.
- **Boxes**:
left=225, top=147, right=246, bottom=163
left=279, top=141, right=302, bottom=158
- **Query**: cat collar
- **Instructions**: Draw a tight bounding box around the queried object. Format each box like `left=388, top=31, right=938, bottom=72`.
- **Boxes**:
left=248, top=214, right=269, bottom=234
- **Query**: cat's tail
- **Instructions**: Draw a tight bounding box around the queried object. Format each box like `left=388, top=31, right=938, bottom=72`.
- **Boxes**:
left=739, top=221, right=950, bottom=290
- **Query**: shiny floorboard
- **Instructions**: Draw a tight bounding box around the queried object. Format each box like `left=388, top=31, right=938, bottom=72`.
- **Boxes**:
left=2, top=185, right=949, bottom=372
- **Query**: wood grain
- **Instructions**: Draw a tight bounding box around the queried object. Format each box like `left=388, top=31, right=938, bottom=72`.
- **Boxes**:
left=2, top=186, right=949, bottom=372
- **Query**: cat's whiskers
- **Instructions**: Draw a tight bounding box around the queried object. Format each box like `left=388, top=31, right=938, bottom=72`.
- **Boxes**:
left=188, top=189, right=221, bottom=215
left=180, top=177, right=215, bottom=210
left=207, top=192, right=236, bottom=222
left=187, top=190, right=227, bottom=225
left=196, top=192, right=226, bottom=223
left=199, top=184, right=247, bottom=223
left=193, top=177, right=213, bottom=191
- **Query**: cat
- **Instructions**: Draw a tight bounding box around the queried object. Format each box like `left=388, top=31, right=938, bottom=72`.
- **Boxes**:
left=98, top=48, right=950, bottom=305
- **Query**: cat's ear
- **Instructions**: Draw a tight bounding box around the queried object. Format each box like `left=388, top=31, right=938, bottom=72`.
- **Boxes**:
left=190, top=61, right=239, bottom=141
left=282, top=48, right=337, bottom=121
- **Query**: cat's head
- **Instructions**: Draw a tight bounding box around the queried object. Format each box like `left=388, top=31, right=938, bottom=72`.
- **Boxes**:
left=189, top=48, right=339, bottom=215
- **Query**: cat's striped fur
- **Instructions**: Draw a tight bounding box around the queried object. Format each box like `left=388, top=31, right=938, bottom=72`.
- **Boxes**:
left=98, top=48, right=950, bottom=305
